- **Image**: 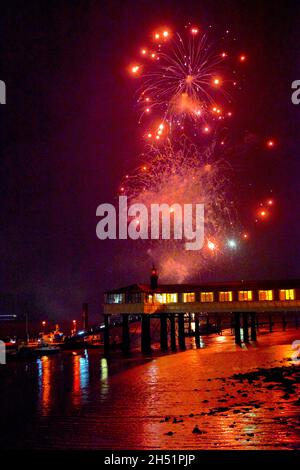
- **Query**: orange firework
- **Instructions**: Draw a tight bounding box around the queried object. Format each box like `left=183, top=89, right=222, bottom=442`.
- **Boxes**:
left=130, top=26, right=233, bottom=136
left=119, top=136, right=237, bottom=278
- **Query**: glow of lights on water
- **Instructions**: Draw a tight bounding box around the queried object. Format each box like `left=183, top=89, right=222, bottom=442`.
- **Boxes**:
left=101, top=358, right=109, bottom=381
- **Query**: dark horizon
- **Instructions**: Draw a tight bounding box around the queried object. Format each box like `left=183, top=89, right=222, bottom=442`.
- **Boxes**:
left=1, top=0, right=300, bottom=324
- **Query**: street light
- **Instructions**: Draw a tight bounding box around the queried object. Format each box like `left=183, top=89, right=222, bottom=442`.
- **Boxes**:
left=42, top=321, right=46, bottom=336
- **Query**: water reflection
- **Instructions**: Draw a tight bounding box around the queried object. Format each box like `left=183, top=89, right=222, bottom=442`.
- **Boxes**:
left=72, top=351, right=90, bottom=406
left=100, top=358, right=108, bottom=381
left=37, top=356, right=52, bottom=414
left=2, top=330, right=299, bottom=449
left=100, top=357, right=110, bottom=398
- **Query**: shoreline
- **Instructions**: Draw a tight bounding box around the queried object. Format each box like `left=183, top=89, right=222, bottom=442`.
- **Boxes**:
left=0, top=329, right=299, bottom=450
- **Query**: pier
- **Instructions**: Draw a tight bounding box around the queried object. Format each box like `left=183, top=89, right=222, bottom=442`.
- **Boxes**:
left=103, top=268, right=300, bottom=353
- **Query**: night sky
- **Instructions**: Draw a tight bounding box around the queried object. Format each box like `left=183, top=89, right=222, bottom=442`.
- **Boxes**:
left=1, top=0, right=300, bottom=324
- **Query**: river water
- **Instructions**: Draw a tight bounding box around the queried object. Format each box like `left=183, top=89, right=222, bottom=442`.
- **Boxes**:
left=0, top=329, right=299, bottom=449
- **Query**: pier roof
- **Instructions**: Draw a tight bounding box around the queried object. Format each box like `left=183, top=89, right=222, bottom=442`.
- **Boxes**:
left=105, top=279, right=300, bottom=295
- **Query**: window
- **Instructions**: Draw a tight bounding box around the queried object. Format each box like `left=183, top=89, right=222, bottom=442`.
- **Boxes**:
left=154, top=293, right=178, bottom=303
left=166, top=293, right=178, bottom=303
left=154, top=293, right=165, bottom=303
left=279, top=289, right=295, bottom=301
left=238, top=290, right=253, bottom=301
left=219, top=291, right=233, bottom=302
left=200, top=292, right=214, bottom=302
left=125, top=293, right=142, bottom=303
left=107, top=293, right=124, bottom=304
left=259, top=290, right=273, bottom=301
left=183, top=292, right=195, bottom=303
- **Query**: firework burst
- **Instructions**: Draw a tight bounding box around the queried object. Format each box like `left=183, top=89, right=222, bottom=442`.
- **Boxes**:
left=130, top=25, right=237, bottom=140
left=119, top=137, right=238, bottom=279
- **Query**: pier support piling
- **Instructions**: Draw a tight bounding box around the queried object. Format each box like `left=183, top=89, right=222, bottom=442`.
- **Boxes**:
left=121, top=314, right=130, bottom=354
left=188, top=313, right=192, bottom=335
left=160, top=314, right=168, bottom=351
left=104, top=314, right=110, bottom=354
left=250, top=312, right=257, bottom=341
left=234, top=312, right=241, bottom=344
left=141, top=315, right=151, bottom=354
left=269, top=313, right=273, bottom=332
left=178, top=313, right=186, bottom=350
left=169, top=315, right=176, bottom=351
left=243, top=312, right=249, bottom=342
left=194, top=312, right=200, bottom=348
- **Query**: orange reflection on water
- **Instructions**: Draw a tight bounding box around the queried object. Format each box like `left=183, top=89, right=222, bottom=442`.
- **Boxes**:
left=72, top=351, right=90, bottom=407
left=38, top=356, right=52, bottom=414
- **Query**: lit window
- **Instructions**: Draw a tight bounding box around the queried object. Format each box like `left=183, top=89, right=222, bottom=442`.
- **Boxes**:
left=154, top=293, right=165, bottom=303
left=200, top=292, right=214, bottom=302
left=279, top=289, right=295, bottom=301
left=259, top=290, right=273, bottom=301
left=154, top=293, right=178, bottom=303
left=183, top=292, right=195, bottom=302
left=238, top=290, right=253, bottom=301
left=219, top=291, right=233, bottom=302
left=166, top=293, right=178, bottom=303
left=107, top=293, right=124, bottom=304
left=147, top=294, right=153, bottom=303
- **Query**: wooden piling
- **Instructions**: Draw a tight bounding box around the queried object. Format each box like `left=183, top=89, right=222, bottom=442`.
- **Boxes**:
left=243, top=312, right=249, bottom=342
left=141, top=315, right=151, bottom=354
left=234, top=312, right=241, bottom=344
left=194, top=312, right=200, bottom=348
left=206, top=314, right=210, bottom=333
left=169, top=314, right=176, bottom=351
left=178, top=313, right=186, bottom=350
left=269, top=313, right=273, bottom=332
left=121, top=314, right=130, bottom=354
left=160, top=314, right=168, bottom=351
left=250, top=312, right=257, bottom=341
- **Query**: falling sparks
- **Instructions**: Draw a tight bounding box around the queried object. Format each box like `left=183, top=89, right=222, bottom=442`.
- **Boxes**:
left=213, top=77, right=221, bottom=86
left=267, top=139, right=275, bottom=148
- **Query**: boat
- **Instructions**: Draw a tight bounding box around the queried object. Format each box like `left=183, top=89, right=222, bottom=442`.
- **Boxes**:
left=7, top=341, right=60, bottom=361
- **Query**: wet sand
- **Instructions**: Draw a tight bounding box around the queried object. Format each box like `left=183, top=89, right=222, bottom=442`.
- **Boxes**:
left=0, top=329, right=299, bottom=449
